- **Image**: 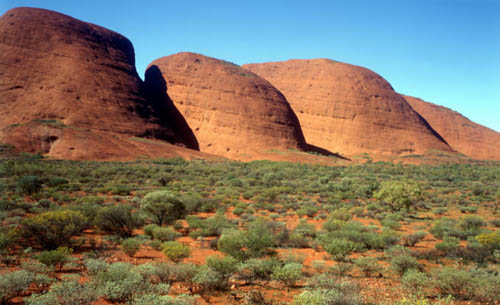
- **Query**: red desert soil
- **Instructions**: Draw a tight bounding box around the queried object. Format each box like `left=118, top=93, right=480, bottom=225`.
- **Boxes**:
left=0, top=7, right=204, bottom=161
left=146, top=52, right=308, bottom=160
left=243, top=59, right=454, bottom=159
left=403, top=95, right=500, bottom=160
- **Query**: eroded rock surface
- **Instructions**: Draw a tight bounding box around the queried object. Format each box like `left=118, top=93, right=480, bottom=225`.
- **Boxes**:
left=243, top=59, right=453, bottom=157
left=147, top=52, right=306, bottom=159
left=404, top=96, right=500, bottom=160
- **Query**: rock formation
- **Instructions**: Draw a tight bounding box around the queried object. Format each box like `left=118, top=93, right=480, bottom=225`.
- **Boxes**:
left=403, top=96, right=500, bottom=160
left=146, top=52, right=306, bottom=159
left=0, top=7, right=194, bottom=160
left=243, top=59, right=453, bottom=157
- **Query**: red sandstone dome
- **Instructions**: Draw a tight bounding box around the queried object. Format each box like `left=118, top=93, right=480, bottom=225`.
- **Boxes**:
left=0, top=7, right=195, bottom=160
left=243, top=59, right=453, bottom=158
left=403, top=96, right=500, bottom=160
left=146, top=52, right=307, bottom=159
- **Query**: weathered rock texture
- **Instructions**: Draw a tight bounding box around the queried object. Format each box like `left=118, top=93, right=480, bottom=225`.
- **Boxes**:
left=0, top=7, right=194, bottom=160
left=243, top=59, right=453, bottom=157
left=146, top=52, right=306, bottom=159
left=403, top=96, right=500, bottom=160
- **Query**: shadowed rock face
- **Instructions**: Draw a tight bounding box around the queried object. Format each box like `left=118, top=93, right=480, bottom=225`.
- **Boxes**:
left=146, top=52, right=307, bottom=159
left=0, top=7, right=193, bottom=159
left=403, top=96, right=500, bottom=160
left=243, top=59, right=453, bottom=157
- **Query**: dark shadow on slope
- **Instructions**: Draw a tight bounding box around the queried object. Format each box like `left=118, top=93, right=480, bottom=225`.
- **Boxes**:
left=285, top=95, right=350, bottom=161
left=303, top=143, right=351, bottom=160
left=142, top=65, right=199, bottom=150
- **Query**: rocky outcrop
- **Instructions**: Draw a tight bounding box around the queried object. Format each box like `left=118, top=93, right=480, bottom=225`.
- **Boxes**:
left=403, top=96, right=500, bottom=160
left=146, top=52, right=306, bottom=159
left=0, top=7, right=193, bottom=160
left=243, top=59, right=453, bottom=157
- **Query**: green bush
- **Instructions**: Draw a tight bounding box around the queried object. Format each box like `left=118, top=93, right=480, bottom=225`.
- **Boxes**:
left=162, top=241, right=190, bottom=262
left=0, top=270, right=53, bottom=303
left=36, top=247, right=73, bottom=269
left=26, top=279, right=99, bottom=305
left=96, top=205, right=138, bottom=237
left=432, top=267, right=471, bottom=299
left=141, top=191, right=186, bottom=226
left=84, top=258, right=109, bottom=276
left=353, top=256, right=382, bottom=277
left=294, top=276, right=361, bottom=305
left=121, top=238, right=142, bottom=257
left=16, top=175, right=43, bottom=195
left=21, top=210, right=87, bottom=249
left=390, top=254, right=421, bottom=276
left=238, top=258, right=280, bottom=282
left=403, top=231, right=427, bottom=247
left=324, top=239, right=358, bottom=261
left=475, top=232, right=500, bottom=249
left=401, top=269, right=429, bottom=295
left=193, top=265, right=222, bottom=291
left=152, top=227, right=180, bottom=242
left=206, top=255, right=240, bottom=281
left=375, top=179, right=422, bottom=211
left=272, top=262, right=303, bottom=287
left=218, top=229, right=247, bottom=260
left=435, top=236, right=460, bottom=256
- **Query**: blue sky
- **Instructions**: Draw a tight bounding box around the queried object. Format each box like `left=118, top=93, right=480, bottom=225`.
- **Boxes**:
left=2, top=0, right=499, bottom=131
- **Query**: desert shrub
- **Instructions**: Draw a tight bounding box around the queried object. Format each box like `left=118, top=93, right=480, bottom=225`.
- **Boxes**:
left=27, top=278, right=99, bottom=305
left=162, top=241, right=190, bottom=262
left=429, top=217, right=462, bottom=239
left=193, top=265, right=223, bottom=291
left=218, top=229, right=247, bottom=260
left=47, top=176, right=68, bottom=187
left=187, top=214, right=234, bottom=238
left=21, top=210, right=87, bottom=249
left=475, top=232, right=500, bottom=250
left=328, top=262, right=353, bottom=276
left=432, top=267, right=471, bottom=299
left=96, top=205, right=138, bottom=237
left=130, top=294, right=196, bottom=305
left=207, top=255, right=240, bottom=280
left=401, top=269, right=430, bottom=295
left=144, top=224, right=160, bottom=237
left=294, top=276, right=362, bottom=305
left=435, top=236, right=460, bottom=256
left=141, top=191, right=186, bottom=226
left=84, top=258, right=109, bottom=276
left=152, top=227, right=181, bottom=242
left=353, top=256, right=382, bottom=277
left=457, top=215, right=486, bottom=237
left=16, top=175, right=42, bottom=195
left=466, top=268, right=500, bottom=302
left=390, top=254, right=421, bottom=276
left=245, top=219, right=275, bottom=258
left=403, top=231, right=427, bottom=247
left=121, top=238, right=142, bottom=257
left=271, top=262, right=303, bottom=287
left=238, top=258, right=280, bottom=282
left=36, top=247, right=73, bottom=269
left=0, top=270, right=53, bottom=303
left=324, top=239, right=358, bottom=261
left=0, top=233, right=10, bottom=253
left=375, top=179, right=422, bottom=211
left=95, top=262, right=168, bottom=302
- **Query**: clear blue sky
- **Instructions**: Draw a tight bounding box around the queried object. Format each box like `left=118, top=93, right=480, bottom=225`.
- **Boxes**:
left=2, top=0, right=499, bottom=131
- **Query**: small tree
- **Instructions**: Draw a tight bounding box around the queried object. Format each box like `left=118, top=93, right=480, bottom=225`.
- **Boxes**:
left=375, top=180, right=423, bottom=211
left=141, top=191, right=186, bottom=226
left=96, top=205, right=138, bottom=237
left=16, top=175, right=43, bottom=195
left=21, top=210, right=87, bottom=249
